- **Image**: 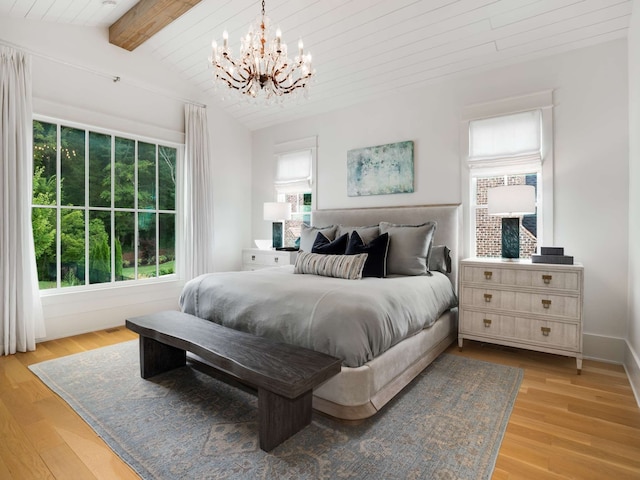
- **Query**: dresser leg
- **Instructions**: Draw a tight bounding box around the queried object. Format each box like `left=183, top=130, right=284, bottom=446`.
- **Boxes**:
left=576, top=356, right=582, bottom=375
left=458, top=337, right=463, bottom=351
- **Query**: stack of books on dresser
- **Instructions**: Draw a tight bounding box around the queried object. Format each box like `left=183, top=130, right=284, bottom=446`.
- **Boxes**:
left=531, top=246, right=574, bottom=265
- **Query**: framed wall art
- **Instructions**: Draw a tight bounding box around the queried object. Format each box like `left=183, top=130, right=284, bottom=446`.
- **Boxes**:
left=347, top=140, right=414, bottom=196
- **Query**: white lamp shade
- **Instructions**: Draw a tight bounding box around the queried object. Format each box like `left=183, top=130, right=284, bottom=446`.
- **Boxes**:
left=487, top=185, right=536, bottom=216
left=263, top=202, right=292, bottom=221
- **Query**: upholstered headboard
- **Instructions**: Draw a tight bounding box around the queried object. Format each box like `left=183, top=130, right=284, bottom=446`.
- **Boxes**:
left=312, top=204, right=462, bottom=290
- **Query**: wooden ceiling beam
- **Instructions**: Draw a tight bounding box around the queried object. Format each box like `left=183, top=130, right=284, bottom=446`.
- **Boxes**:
left=109, top=0, right=202, bottom=51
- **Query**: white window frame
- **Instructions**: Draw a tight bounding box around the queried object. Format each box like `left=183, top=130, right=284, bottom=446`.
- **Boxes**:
left=460, top=91, right=554, bottom=258
left=32, top=114, right=183, bottom=294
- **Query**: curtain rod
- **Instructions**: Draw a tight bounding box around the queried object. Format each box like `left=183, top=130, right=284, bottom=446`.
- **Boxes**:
left=0, top=38, right=206, bottom=109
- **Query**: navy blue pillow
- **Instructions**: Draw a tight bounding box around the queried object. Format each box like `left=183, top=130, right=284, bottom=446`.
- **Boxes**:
left=346, top=231, right=389, bottom=278
left=312, top=232, right=348, bottom=255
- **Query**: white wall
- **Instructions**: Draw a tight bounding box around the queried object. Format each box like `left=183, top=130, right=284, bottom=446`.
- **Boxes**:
left=252, top=40, right=629, bottom=363
left=627, top=0, right=640, bottom=402
left=0, top=17, right=252, bottom=341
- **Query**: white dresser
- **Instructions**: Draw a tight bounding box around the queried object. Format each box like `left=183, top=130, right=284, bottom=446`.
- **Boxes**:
left=458, top=258, right=584, bottom=373
left=241, top=248, right=297, bottom=271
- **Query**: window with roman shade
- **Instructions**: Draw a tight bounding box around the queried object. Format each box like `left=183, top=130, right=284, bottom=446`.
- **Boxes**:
left=461, top=91, right=554, bottom=260
left=274, top=149, right=313, bottom=194
left=273, top=136, right=317, bottom=248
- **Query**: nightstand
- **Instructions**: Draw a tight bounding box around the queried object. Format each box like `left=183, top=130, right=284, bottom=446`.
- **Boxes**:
left=458, top=258, right=584, bottom=373
left=241, top=249, right=297, bottom=271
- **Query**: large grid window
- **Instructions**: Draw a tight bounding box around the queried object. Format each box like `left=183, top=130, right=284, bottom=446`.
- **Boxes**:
left=32, top=119, right=178, bottom=290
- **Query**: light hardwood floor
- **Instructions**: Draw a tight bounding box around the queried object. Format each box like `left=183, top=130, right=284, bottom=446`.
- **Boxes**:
left=1, top=327, right=639, bottom=479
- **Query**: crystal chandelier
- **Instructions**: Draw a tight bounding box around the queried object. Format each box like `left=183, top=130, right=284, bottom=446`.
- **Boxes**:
left=209, top=0, right=315, bottom=103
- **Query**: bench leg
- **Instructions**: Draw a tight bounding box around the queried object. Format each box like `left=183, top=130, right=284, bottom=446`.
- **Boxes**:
left=139, top=336, right=186, bottom=379
left=258, top=389, right=312, bottom=452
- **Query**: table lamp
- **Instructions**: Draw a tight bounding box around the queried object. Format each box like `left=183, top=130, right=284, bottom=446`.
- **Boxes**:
left=263, top=202, right=292, bottom=249
left=487, top=185, right=536, bottom=259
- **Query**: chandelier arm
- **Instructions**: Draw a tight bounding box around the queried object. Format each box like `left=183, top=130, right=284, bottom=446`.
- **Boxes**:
left=273, top=72, right=312, bottom=92
left=213, top=56, right=254, bottom=84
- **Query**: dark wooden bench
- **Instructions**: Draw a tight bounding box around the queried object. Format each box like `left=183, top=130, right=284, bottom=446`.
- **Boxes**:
left=125, top=310, right=341, bottom=452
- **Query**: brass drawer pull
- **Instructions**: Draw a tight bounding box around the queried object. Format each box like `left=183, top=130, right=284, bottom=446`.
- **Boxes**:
left=484, top=293, right=492, bottom=302
left=251, top=255, right=256, bottom=261
left=541, top=326, right=551, bottom=336
left=542, top=299, right=551, bottom=309
left=483, top=319, right=492, bottom=327
left=484, top=271, right=493, bottom=280
left=542, top=274, right=552, bottom=284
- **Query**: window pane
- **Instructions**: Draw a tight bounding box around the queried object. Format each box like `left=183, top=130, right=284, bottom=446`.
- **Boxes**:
left=89, top=211, right=111, bottom=284
left=33, top=121, right=57, bottom=206
left=61, top=127, right=85, bottom=206
left=115, top=212, right=135, bottom=282
left=89, top=132, right=111, bottom=207
left=138, top=142, right=156, bottom=210
left=159, top=213, right=175, bottom=276
left=32, top=207, right=57, bottom=289
left=158, top=146, right=176, bottom=211
left=475, top=173, right=538, bottom=259
left=114, top=137, right=135, bottom=209
left=283, top=192, right=312, bottom=247
left=60, top=209, right=85, bottom=287
left=138, top=212, right=156, bottom=279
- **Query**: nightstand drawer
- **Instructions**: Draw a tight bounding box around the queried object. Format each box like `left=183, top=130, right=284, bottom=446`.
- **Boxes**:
left=241, top=249, right=296, bottom=271
left=461, top=265, right=581, bottom=293
left=242, top=251, right=289, bottom=266
left=460, top=310, right=579, bottom=351
left=460, top=286, right=580, bottom=320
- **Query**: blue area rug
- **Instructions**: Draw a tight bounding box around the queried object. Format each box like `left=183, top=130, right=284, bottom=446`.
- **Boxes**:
left=30, top=341, right=522, bottom=479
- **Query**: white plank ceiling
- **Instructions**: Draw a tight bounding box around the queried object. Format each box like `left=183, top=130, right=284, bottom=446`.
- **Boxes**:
left=1, top=0, right=632, bottom=131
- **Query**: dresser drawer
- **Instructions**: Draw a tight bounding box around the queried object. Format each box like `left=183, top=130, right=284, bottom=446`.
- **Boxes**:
left=461, top=265, right=581, bottom=293
left=460, top=286, right=580, bottom=320
left=460, top=310, right=579, bottom=351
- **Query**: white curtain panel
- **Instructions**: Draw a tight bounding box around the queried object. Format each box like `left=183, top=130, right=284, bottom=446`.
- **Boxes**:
left=0, top=47, right=46, bottom=355
left=182, top=104, right=215, bottom=280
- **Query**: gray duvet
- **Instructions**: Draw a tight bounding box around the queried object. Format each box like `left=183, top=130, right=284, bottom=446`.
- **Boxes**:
left=179, top=266, right=458, bottom=367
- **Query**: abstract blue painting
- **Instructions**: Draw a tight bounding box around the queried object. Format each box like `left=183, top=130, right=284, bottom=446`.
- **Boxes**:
left=347, top=140, right=414, bottom=196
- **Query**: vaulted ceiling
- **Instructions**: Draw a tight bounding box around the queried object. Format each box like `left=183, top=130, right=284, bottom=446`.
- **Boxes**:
left=0, top=0, right=632, bottom=131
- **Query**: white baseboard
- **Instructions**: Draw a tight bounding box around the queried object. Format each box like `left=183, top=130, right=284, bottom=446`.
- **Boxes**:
left=624, top=340, right=640, bottom=408
left=582, top=332, right=626, bottom=363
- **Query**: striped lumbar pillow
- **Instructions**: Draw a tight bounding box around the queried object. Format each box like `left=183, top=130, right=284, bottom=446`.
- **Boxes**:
left=294, top=251, right=368, bottom=280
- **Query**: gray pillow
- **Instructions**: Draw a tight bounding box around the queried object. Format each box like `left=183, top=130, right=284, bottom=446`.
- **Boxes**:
left=336, top=224, right=380, bottom=244
left=428, top=245, right=452, bottom=274
left=300, top=224, right=337, bottom=253
left=379, top=221, right=437, bottom=276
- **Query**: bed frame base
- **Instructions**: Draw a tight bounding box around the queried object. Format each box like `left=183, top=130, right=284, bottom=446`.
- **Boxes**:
left=312, top=330, right=456, bottom=421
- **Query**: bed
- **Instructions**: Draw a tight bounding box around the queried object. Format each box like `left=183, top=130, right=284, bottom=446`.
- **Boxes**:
left=180, top=204, right=461, bottom=421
